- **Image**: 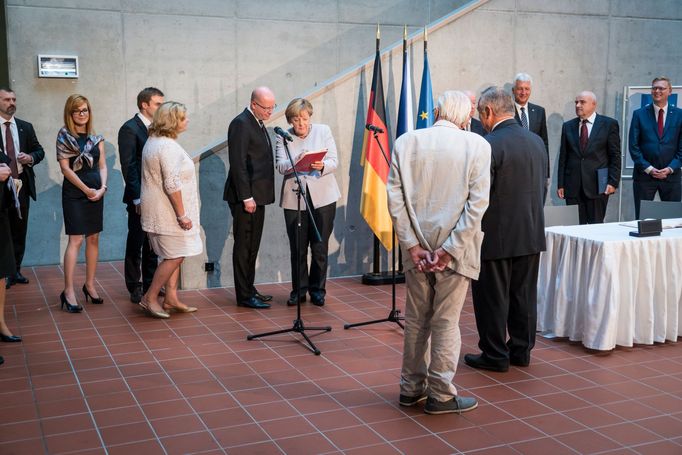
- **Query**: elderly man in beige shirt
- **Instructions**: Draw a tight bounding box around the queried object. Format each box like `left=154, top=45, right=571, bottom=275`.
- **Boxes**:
left=387, top=90, right=491, bottom=415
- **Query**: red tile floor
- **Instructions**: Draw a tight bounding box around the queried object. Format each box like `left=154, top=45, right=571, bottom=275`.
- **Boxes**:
left=1, top=262, right=681, bottom=454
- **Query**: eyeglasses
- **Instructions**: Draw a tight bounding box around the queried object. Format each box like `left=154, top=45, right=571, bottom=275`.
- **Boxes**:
left=72, top=108, right=90, bottom=115
left=253, top=100, right=277, bottom=112
left=651, top=86, right=669, bottom=91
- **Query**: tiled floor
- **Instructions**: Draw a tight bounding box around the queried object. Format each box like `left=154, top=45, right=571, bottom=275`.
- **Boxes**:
left=1, top=262, right=681, bottom=455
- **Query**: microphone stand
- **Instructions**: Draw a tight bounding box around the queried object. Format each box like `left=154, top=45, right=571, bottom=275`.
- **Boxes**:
left=344, top=129, right=404, bottom=330
left=247, top=133, right=331, bottom=355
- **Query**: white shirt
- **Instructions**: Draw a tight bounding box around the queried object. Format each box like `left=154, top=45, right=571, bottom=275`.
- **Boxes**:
left=137, top=112, right=152, bottom=129
left=0, top=116, right=25, bottom=174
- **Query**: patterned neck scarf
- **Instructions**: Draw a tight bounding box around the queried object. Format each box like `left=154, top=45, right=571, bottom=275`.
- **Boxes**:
left=56, top=127, right=104, bottom=172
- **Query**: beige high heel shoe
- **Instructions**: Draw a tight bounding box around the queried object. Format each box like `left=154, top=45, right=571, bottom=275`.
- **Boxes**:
left=139, top=299, right=170, bottom=319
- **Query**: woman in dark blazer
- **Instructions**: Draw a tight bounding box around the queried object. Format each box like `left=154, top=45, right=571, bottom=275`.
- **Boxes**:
left=275, top=98, right=341, bottom=306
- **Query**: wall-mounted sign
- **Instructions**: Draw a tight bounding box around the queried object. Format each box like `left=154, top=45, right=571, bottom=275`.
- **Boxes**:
left=38, top=55, right=79, bottom=78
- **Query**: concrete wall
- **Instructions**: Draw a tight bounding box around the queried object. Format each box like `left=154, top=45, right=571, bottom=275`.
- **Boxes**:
left=5, top=0, right=467, bottom=273
left=6, top=0, right=682, bottom=290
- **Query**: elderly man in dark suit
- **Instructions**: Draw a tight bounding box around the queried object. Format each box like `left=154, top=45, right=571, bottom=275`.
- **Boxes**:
left=629, top=76, right=682, bottom=219
left=512, top=73, right=549, bottom=199
left=224, top=87, right=276, bottom=309
left=465, top=86, right=547, bottom=373
left=118, top=87, right=164, bottom=303
left=557, top=91, right=621, bottom=224
left=0, top=87, right=45, bottom=289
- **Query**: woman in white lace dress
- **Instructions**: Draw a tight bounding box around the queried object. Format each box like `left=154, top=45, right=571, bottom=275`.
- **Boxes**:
left=139, top=102, right=201, bottom=318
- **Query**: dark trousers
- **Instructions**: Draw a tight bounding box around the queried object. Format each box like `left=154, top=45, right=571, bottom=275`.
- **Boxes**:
left=8, top=180, right=30, bottom=272
left=230, top=203, right=265, bottom=303
left=633, top=177, right=682, bottom=219
left=124, top=204, right=158, bottom=294
left=471, top=253, right=540, bottom=367
left=566, top=188, right=609, bottom=224
left=284, top=200, right=335, bottom=298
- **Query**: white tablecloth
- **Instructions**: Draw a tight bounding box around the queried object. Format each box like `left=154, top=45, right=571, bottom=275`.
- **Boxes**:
left=537, top=222, right=682, bottom=350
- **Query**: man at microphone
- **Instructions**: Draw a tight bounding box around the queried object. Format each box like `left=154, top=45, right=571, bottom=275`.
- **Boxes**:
left=223, top=87, right=276, bottom=309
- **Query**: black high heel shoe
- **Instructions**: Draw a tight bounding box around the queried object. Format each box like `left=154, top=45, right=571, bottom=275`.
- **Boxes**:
left=0, top=332, right=21, bottom=342
left=60, top=291, right=83, bottom=313
left=82, top=285, right=104, bottom=304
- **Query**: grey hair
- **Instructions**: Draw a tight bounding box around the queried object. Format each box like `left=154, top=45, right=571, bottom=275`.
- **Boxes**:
left=579, top=91, right=597, bottom=103
left=514, top=72, right=533, bottom=85
left=436, top=91, right=471, bottom=126
left=478, top=86, right=515, bottom=116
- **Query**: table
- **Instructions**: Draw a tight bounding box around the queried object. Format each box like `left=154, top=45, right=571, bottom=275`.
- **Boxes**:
left=537, top=221, right=682, bottom=350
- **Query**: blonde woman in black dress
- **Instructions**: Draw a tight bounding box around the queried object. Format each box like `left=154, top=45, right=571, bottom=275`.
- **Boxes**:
left=56, top=95, right=107, bottom=313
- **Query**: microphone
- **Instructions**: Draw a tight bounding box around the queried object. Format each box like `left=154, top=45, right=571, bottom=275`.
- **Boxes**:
left=274, top=126, right=293, bottom=142
left=366, top=123, right=384, bottom=134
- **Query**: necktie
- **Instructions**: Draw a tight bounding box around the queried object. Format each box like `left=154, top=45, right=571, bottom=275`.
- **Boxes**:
left=4, top=122, right=19, bottom=178
left=658, top=108, right=664, bottom=137
left=520, top=107, right=529, bottom=129
left=259, top=120, right=271, bottom=149
left=579, top=119, right=588, bottom=152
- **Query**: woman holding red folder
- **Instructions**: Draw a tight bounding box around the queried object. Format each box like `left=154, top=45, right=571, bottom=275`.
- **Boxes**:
left=275, top=98, right=341, bottom=307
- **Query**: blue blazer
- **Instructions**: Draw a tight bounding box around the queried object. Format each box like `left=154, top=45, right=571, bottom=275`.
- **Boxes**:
left=628, top=104, right=682, bottom=181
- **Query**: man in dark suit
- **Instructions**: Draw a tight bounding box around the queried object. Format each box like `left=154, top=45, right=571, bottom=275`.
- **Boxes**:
left=465, top=91, right=485, bottom=136
left=223, top=87, right=276, bottom=309
left=0, top=87, right=45, bottom=288
left=558, top=92, right=621, bottom=224
left=465, top=86, right=547, bottom=372
left=629, top=76, right=682, bottom=219
left=118, top=87, right=164, bottom=303
left=512, top=73, right=550, bottom=199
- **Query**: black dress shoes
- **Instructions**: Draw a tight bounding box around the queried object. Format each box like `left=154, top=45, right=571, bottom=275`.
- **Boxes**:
left=287, top=295, right=306, bottom=306
left=464, top=353, right=509, bottom=372
left=254, top=292, right=272, bottom=302
left=4, top=278, right=9, bottom=290
left=310, top=292, right=325, bottom=307
left=130, top=288, right=143, bottom=304
left=12, top=272, right=29, bottom=285
left=0, top=355, right=4, bottom=366
left=510, top=357, right=530, bottom=367
left=238, top=297, right=271, bottom=309
left=0, top=333, right=22, bottom=342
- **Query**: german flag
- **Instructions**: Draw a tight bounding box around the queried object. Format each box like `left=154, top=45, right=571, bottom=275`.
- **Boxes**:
left=360, top=31, right=393, bottom=251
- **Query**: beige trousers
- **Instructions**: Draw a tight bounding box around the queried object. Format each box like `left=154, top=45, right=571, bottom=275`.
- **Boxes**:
left=400, top=268, right=470, bottom=402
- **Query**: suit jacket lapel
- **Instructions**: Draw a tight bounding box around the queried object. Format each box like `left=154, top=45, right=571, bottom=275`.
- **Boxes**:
left=568, top=118, right=580, bottom=155
left=133, top=115, right=148, bottom=140
left=646, top=104, right=661, bottom=139
left=529, top=105, right=537, bottom=130
left=663, top=107, right=677, bottom=138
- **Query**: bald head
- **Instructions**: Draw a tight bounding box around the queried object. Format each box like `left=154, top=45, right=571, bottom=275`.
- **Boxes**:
left=250, top=86, right=276, bottom=121
left=574, top=91, right=597, bottom=119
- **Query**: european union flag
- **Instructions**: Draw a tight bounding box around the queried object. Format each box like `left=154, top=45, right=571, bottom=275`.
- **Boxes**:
left=416, top=44, right=434, bottom=129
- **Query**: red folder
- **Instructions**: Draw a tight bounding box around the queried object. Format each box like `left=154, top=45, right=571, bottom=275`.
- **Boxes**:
left=289, top=149, right=327, bottom=172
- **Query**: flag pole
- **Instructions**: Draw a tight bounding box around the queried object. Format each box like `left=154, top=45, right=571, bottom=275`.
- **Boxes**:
left=362, top=23, right=404, bottom=285
left=369, top=23, right=382, bottom=279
